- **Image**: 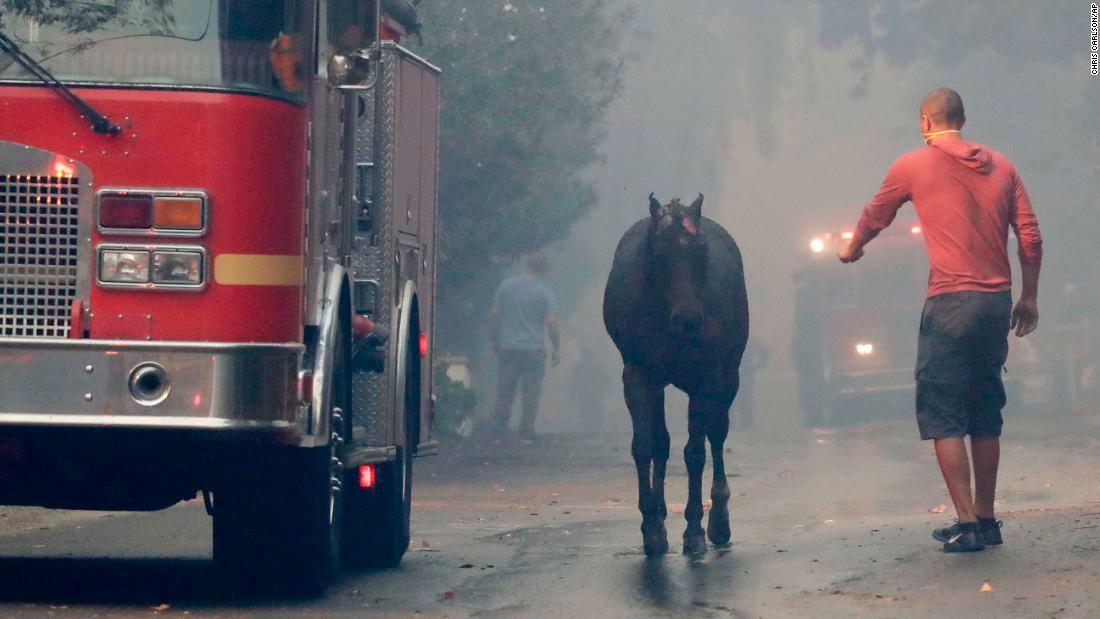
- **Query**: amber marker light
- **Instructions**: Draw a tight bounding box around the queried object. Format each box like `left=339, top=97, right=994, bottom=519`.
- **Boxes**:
left=153, top=196, right=204, bottom=230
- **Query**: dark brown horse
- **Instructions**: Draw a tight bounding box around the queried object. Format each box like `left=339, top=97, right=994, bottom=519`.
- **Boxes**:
left=603, top=194, right=749, bottom=556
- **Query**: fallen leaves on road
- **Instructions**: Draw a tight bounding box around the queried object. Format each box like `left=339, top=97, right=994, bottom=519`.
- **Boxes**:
left=153, top=604, right=171, bottom=612
left=928, top=504, right=947, bottom=514
left=459, top=563, right=474, bottom=569
left=981, top=582, right=994, bottom=593
left=413, top=540, right=440, bottom=552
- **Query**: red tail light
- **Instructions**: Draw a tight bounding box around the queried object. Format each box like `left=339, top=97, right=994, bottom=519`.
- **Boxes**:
left=419, top=332, right=429, bottom=358
left=99, top=194, right=153, bottom=229
left=358, top=464, right=376, bottom=489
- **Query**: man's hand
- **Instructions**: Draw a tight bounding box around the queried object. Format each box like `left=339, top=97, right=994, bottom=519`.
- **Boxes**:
left=1011, top=297, right=1039, bottom=337
left=837, top=241, right=865, bottom=264
left=550, top=349, right=561, bottom=368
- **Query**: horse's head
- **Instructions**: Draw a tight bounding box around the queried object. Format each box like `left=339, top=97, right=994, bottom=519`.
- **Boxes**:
left=647, top=193, right=707, bottom=341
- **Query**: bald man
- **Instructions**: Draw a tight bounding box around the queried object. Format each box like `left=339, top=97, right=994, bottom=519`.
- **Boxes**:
left=838, top=88, right=1043, bottom=553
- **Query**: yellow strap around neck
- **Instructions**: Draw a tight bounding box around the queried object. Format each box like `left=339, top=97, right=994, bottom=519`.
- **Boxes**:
left=923, top=129, right=961, bottom=144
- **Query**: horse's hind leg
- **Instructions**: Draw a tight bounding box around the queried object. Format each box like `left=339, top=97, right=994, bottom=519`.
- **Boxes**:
left=624, top=364, right=668, bottom=556
left=682, top=396, right=709, bottom=555
left=706, top=392, right=736, bottom=547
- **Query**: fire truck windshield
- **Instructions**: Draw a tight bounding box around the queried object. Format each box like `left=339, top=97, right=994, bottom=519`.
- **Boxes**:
left=0, top=0, right=308, bottom=100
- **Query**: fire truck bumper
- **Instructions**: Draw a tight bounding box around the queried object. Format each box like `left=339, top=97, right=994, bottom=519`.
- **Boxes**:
left=831, top=369, right=915, bottom=397
left=0, top=338, right=309, bottom=443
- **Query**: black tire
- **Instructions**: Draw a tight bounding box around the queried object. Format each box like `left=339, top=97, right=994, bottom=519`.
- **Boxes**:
left=342, top=328, right=418, bottom=569
left=213, top=333, right=349, bottom=597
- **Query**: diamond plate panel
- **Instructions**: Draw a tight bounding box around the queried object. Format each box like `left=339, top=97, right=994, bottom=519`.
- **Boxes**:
left=351, top=50, right=400, bottom=447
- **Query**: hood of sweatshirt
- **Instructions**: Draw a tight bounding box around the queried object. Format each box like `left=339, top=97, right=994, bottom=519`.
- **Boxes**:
left=931, top=140, right=994, bottom=174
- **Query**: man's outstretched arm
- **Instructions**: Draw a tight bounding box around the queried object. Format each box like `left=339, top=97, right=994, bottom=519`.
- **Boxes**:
left=839, top=159, right=912, bottom=263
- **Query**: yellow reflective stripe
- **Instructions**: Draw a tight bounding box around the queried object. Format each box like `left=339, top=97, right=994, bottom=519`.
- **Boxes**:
left=214, top=254, right=303, bottom=286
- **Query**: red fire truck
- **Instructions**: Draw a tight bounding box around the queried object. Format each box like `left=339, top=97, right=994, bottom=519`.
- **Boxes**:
left=793, top=223, right=1027, bottom=426
left=792, top=224, right=928, bottom=426
left=0, top=0, right=438, bottom=594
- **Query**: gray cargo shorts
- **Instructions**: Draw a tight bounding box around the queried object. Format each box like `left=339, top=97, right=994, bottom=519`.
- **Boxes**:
left=915, top=290, right=1012, bottom=440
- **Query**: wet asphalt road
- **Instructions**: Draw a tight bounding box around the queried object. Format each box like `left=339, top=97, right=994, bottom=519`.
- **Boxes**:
left=0, top=414, right=1099, bottom=618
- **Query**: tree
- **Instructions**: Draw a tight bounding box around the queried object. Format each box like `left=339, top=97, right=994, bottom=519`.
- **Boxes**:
left=417, top=0, right=629, bottom=357
left=0, top=1, right=174, bottom=34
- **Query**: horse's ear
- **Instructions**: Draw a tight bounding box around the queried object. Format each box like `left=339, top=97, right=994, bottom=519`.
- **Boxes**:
left=686, top=193, right=704, bottom=222
left=649, top=193, right=662, bottom=218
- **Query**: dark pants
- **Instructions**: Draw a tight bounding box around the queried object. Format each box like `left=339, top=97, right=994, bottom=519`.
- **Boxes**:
left=915, top=291, right=1012, bottom=440
left=493, top=349, right=547, bottom=437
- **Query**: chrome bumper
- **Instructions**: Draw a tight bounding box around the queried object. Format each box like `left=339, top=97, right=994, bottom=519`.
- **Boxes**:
left=0, top=338, right=308, bottom=441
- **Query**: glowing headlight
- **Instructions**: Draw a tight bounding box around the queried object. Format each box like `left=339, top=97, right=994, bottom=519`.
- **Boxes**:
left=152, top=250, right=204, bottom=285
left=810, top=238, right=826, bottom=253
left=855, top=342, right=875, bottom=356
left=99, top=250, right=150, bottom=283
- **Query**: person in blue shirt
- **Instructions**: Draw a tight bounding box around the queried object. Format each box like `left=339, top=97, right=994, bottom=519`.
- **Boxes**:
left=488, top=254, right=561, bottom=441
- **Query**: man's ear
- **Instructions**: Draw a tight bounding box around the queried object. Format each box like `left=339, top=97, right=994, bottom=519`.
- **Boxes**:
left=649, top=193, right=662, bottom=218
left=958, top=114, right=966, bottom=130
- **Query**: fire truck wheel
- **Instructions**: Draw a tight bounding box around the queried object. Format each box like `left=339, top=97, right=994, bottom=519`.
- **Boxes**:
left=342, top=329, right=418, bottom=569
left=213, top=335, right=349, bottom=596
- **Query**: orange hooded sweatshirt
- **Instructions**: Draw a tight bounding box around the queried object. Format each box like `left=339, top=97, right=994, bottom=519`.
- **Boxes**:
left=853, top=140, right=1043, bottom=298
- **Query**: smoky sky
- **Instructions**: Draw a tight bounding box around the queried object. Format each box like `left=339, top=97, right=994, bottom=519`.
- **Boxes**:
left=535, top=0, right=1097, bottom=432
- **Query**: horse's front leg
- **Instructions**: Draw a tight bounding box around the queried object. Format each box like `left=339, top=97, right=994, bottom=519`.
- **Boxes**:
left=624, top=364, right=668, bottom=556
left=682, top=396, right=709, bottom=555
left=706, top=392, right=736, bottom=547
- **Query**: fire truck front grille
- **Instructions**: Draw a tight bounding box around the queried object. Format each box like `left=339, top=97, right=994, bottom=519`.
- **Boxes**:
left=0, top=174, right=80, bottom=338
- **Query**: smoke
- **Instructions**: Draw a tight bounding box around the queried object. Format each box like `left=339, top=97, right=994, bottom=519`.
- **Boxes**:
left=530, top=0, right=1097, bottom=435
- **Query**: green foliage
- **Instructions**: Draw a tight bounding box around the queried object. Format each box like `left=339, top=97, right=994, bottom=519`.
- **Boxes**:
left=417, top=0, right=629, bottom=355
left=0, top=0, right=175, bottom=34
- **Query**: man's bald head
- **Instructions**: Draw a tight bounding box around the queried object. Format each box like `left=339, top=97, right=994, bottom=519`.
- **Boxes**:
left=920, top=88, right=966, bottom=129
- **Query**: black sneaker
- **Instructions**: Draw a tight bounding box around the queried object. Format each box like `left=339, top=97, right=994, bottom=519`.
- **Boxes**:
left=932, top=522, right=985, bottom=553
left=978, top=518, right=1003, bottom=546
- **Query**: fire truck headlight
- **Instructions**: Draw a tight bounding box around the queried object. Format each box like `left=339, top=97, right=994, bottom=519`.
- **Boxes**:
left=99, top=250, right=151, bottom=284
left=855, top=342, right=875, bottom=356
left=152, top=250, right=204, bottom=286
left=810, top=238, right=826, bottom=253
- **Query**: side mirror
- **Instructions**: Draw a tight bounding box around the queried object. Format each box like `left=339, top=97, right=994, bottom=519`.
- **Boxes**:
left=327, top=50, right=373, bottom=90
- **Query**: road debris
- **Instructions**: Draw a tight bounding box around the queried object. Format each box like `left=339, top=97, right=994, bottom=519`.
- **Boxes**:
left=929, top=504, right=947, bottom=513
left=981, top=582, right=994, bottom=593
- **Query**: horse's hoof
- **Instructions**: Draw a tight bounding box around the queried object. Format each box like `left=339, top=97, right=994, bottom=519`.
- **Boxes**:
left=682, top=530, right=707, bottom=556
left=643, top=537, right=669, bottom=557
left=642, top=521, right=669, bottom=556
left=707, top=511, right=731, bottom=546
